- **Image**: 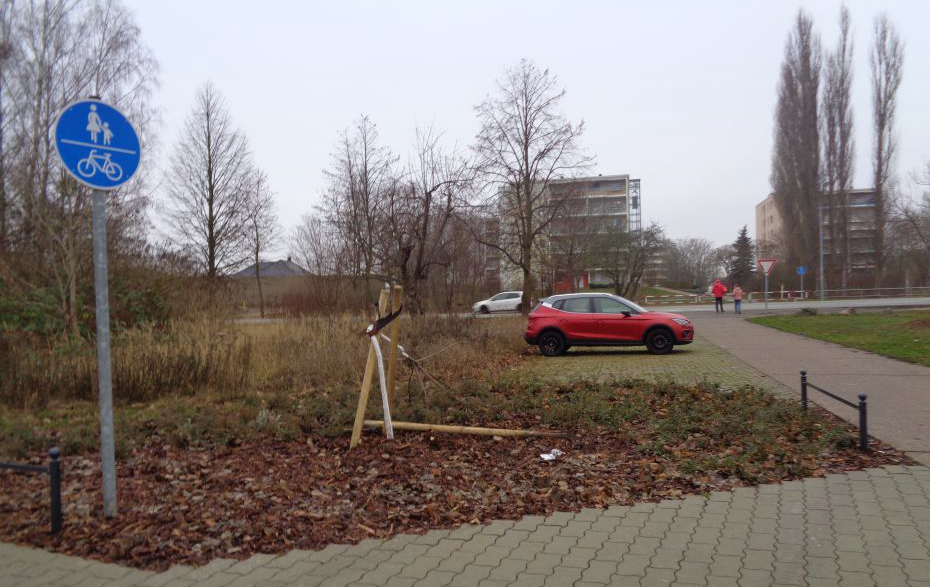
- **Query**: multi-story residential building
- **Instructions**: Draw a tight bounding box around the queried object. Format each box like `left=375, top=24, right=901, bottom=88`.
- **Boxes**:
left=547, top=175, right=641, bottom=290
left=480, top=174, right=643, bottom=293
left=755, top=194, right=784, bottom=258
left=754, top=189, right=878, bottom=271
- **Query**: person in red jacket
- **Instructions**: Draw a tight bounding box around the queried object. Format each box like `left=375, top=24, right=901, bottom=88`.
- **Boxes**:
left=712, top=279, right=728, bottom=313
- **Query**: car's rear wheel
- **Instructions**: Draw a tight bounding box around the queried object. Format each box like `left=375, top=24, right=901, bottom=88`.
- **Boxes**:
left=538, top=331, right=566, bottom=357
left=480, top=305, right=490, bottom=314
left=645, top=328, right=675, bottom=355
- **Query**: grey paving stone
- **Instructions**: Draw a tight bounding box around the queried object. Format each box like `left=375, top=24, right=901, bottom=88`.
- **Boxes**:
left=735, top=569, right=773, bottom=587
left=708, top=554, right=742, bottom=579
left=651, top=547, right=685, bottom=570
left=523, top=554, right=561, bottom=575
left=615, top=553, right=652, bottom=577
left=486, top=559, right=527, bottom=582
left=675, top=561, right=709, bottom=584
left=540, top=536, right=576, bottom=556
left=576, top=531, right=610, bottom=549
left=641, top=567, right=679, bottom=586
left=413, top=570, right=456, bottom=587
left=870, top=565, right=910, bottom=586
left=558, top=547, right=596, bottom=569
left=397, top=556, right=443, bottom=580
left=509, top=574, right=547, bottom=587
left=903, top=559, right=930, bottom=581
left=540, top=566, right=581, bottom=587
left=505, top=542, right=545, bottom=562
left=771, top=562, right=806, bottom=585
left=579, top=560, right=616, bottom=584
left=446, top=565, right=492, bottom=587
left=495, top=529, right=531, bottom=548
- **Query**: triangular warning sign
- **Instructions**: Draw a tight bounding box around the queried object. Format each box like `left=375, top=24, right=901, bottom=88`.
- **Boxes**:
left=757, top=258, right=777, bottom=275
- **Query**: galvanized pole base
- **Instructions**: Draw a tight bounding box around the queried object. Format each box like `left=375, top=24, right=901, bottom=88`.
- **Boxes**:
left=92, top=189, right=117, bottom=518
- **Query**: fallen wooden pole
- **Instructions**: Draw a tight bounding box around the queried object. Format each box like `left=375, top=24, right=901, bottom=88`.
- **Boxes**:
left=362, top=420, right=570, bottom=438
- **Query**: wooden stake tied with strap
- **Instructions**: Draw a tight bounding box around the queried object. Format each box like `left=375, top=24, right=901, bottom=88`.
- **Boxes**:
left=386, top=285, right=403, bottom=405
left=350, top=287, right=390, bottom=448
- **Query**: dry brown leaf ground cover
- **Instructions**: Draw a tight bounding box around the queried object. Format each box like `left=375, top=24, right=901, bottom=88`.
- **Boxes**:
left=0, top=379, right=911, bottom=571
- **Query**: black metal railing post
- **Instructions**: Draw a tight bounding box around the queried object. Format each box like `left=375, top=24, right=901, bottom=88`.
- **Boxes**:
left=858, top=393, right=869, bottom=452
left=49, top=447, right=62, bottom=534
left=800, top=370, right=808, bottom=411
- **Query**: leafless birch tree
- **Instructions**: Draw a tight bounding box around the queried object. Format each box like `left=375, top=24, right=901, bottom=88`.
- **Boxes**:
left=321, top=116, right=395, bottom=303
left=870, top=14, right=904, bottom=281
left=245, top=169, right=278, bottom=317
left=472, top=59, right=591, bottom=314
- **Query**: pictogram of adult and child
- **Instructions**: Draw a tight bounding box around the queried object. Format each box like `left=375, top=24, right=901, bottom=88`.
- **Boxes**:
left=77, top=104, right=122, bottom=181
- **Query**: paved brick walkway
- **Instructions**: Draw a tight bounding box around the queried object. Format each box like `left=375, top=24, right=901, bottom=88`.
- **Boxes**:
left=690, top=314, right=930, bottom=465
left=3, top=466, right=930, bottom=586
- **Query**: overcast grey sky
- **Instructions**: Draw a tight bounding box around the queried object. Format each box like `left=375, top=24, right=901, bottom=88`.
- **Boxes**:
left=129, top=0, right=930, bottom=251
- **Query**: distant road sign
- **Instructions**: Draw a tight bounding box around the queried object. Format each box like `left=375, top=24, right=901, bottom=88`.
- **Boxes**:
left=796, top=265, right=807, bottom=276
left=758, top=258, right=778, bottom=275
left=54, top=99, right=141, bottom=190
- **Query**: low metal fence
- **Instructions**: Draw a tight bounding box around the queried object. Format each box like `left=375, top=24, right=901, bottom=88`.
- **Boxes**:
left=0, top=447, right=63, bottom=533
left=800, top=371, right=869, bottom=452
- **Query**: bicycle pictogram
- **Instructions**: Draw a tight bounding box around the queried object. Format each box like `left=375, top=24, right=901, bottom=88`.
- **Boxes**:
left=77, top=149, right=123, bottom=181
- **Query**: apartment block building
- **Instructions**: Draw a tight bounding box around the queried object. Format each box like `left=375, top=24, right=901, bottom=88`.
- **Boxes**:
left=548, top=174, right=641, bottom=290
left=755, top=189, right=879, bottom=271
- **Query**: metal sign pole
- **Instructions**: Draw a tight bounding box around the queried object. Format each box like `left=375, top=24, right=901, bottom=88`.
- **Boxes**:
left=92, top=189, right=117, bottom=518
left=764, top=273, right=769, bottom=311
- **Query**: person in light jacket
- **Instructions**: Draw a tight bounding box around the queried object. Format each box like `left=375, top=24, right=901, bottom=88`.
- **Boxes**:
left=712, top=279, right=728, bottom=313
left=732, top=283, right=744, bottom=314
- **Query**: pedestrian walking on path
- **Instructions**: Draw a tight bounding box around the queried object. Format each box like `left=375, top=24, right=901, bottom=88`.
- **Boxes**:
left=732, top=283, right=743, bottom=314
left=712, top=279, right=727, bottom=312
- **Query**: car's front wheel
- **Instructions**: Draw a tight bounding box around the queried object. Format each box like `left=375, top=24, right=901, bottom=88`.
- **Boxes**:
left=479, top=305, right=490, bottom=314
left=538, top=331, right=567, bottom=357
left=645, top=328, right=675, bottom=355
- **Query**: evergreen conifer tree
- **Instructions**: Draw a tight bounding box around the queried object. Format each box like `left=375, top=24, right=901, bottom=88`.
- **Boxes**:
left=730, top=226, right=755, bottom=284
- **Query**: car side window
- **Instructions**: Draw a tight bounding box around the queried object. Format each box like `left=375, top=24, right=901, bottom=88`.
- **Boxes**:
left=507, top=293, right=520, bottom=300
left=490, top=293, right=505, bottom=301
left=561, top=297, right=592, bottom=313
left=594, top=297, right=634, bottom=314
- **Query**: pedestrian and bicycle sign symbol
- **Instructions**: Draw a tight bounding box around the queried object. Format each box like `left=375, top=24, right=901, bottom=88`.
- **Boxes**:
left=796, top=265, right=807, bottom=276
left=54, top=99, right=141, bottom=190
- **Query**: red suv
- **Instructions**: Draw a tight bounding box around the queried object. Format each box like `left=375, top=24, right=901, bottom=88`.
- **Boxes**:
left=524, top=293, right=694, bottom=356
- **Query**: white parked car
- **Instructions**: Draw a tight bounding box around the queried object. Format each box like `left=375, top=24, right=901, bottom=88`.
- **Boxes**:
left=472, top=291, right=523, bottom=314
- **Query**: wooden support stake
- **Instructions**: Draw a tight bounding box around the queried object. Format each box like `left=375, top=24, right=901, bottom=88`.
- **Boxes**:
left=362, top=420, right=570, bottom=439
left=386, top=285, right=403, bottom=405
left=350, top=287, right=390, bottom=448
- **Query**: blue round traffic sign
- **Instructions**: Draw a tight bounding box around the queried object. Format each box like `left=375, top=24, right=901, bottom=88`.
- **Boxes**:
left=796, top=266, right=807, bottom=276
left=54, top=99, right=141, bottom=190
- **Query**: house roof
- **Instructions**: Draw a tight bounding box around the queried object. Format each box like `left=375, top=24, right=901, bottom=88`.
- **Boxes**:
left=233, top=258, right=308, bottom=278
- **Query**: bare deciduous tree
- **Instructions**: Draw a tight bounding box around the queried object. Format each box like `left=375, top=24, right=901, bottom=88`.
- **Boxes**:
left=321, top=115, right=395, bottom=303
left=666, top=237, right=719, bottom=289
left=472, top=59, right=591, bottom=314
left=0, top=0, right=157, bottom=333
left=771, top=10, right=821, bottom=273
left=381, top=127, right=474, bottom=313
left=821, top=5, right=855, bottom=289
left=166, top=82, right=254, bottom=279
left=584, top=223, right=665, bottom=298
left=245, top=170, right=278, bottom=317
left=870, top=14, right=904, bottom=281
